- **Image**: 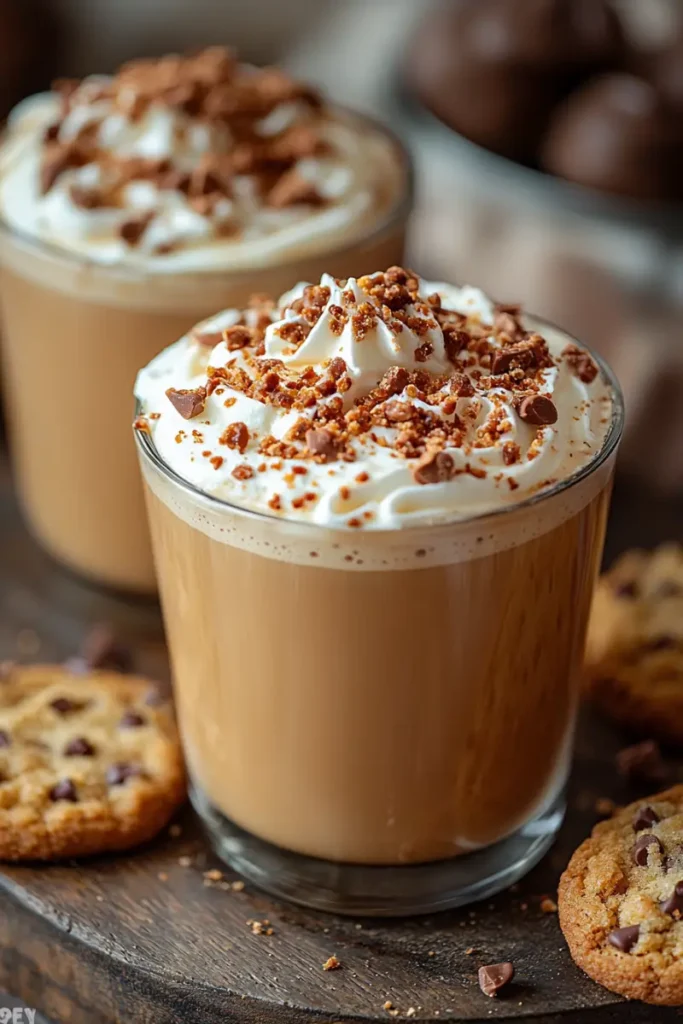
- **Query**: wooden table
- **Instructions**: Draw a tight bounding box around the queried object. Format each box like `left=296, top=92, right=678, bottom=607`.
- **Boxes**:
left=0, top=448, right=682, bottom=1023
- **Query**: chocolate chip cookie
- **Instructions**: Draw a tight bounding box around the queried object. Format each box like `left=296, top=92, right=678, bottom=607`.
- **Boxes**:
left=584, top=545, right=683, bottom=742
left=0, top=664, right=185, bottom=860
left=559, top=785, right=683, bottom=1005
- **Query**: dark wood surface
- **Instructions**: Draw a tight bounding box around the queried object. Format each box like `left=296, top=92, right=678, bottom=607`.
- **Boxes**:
left=1, top=447, right=682, bottom=1024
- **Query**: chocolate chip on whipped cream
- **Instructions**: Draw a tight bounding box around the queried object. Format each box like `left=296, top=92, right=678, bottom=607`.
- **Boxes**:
left=135, top=266, right=613, bottom=529
left=518, top=394, right=558, bottom=426
left=119, top=213, right=154, bottom=246
left=413, top=451, right=457, bottom=485
left=305, top=427, right=339, bottom=462
left=563, top=342, right=599, bottom=384
left=166, top=386, right=207, bottom=420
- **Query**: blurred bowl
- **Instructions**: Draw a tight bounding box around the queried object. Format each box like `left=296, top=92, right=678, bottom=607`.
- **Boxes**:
left=393, top=72, right=683, bottom=492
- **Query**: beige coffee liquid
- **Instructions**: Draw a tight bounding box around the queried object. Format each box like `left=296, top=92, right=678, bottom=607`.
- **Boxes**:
left=0, top=222, right=406, bottom=592
left=140, top=447, right=614, bottom=865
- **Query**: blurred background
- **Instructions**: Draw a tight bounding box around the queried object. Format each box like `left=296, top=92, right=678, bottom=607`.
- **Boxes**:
left=2, top=0, right=683, bottom=495
left=0, top=7, right=681, bottom=1014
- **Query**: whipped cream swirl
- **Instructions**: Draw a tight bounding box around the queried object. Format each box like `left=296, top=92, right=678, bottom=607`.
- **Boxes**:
left=135, top=268, right=613, bottom=528
left=0, top=50, right=403, bottom=272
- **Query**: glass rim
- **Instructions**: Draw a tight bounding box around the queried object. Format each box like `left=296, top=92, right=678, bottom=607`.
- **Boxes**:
left=133, top=313, right=625, bottom=536
left=0, top=105, right=414, bottom=280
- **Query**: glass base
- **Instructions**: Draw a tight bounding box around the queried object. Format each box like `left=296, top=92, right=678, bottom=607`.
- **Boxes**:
left=190, top=784, right=565, bottom=917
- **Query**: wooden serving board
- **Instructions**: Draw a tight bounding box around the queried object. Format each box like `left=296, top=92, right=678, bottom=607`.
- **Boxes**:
left=0, top=448, right=682, bottom=1023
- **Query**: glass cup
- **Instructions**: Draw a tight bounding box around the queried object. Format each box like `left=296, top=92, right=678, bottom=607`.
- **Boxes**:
left=134, top=331, right=623, bottom=916
left=0, top=111, right=411, bottom=593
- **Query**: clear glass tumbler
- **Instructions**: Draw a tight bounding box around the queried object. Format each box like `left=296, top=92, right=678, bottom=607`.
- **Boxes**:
left=135, top=337, right=623, bottom=915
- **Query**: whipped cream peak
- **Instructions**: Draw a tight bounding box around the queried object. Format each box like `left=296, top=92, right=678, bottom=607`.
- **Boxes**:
left=0, top=49, right=403, bottom=271
left=264, top=270, right=455, bottom=402
left=135, top=268, right=614, bottom=528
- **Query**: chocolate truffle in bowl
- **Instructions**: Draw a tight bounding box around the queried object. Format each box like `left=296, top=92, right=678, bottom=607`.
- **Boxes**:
left=409, top=0, right=625, bottom=164
left=409, top=2, right=556, bottom=163
left=0, top=47, right=410, bottom=592
left=134, top=266, right=622, bottom=915
left=541, top=73, right=683, bottom=201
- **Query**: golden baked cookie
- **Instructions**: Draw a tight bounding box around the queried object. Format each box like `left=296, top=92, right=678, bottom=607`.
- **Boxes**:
left=584, top=545, right=683, bottom=742
left=0, top=664, right=185, bottom=860
left=559, top=785, right=683, bottom=1006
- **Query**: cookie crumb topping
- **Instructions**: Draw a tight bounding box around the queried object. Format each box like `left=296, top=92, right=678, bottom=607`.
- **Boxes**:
left=136, top=268, right=612, bottom=530
left=38, top=48, right=328, bottom=246
left=3, top=46, right=405, bottom=265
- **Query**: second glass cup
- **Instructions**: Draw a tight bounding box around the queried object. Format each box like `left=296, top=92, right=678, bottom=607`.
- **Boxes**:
left=0, top=53, right=411, bottom=592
